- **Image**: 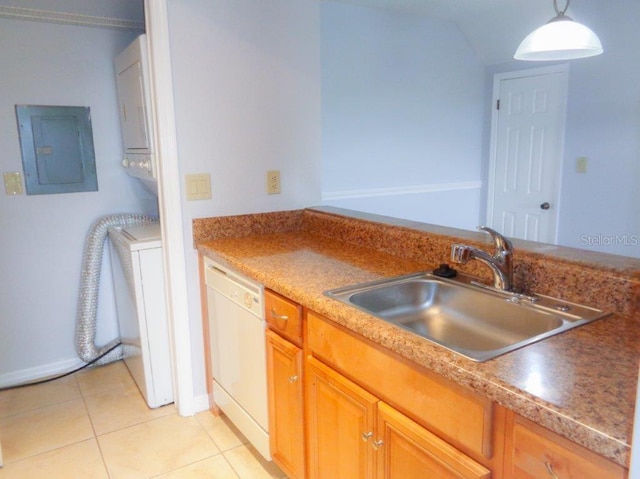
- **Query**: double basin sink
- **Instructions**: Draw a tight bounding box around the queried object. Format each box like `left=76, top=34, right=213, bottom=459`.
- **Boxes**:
left=325, top=271, right=607, bottom=362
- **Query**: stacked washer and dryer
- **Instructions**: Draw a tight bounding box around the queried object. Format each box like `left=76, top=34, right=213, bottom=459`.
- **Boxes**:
left=108, top=35, right=173, bottom=408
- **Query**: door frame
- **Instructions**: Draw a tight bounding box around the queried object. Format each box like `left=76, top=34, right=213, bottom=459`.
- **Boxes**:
left=486, top=64, right=569, bottom=244
left=145, top=0, right=195, bottom=416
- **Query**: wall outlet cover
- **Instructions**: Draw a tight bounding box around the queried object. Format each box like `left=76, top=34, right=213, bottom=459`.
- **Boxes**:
left=267, top=170, right=281, bottom=195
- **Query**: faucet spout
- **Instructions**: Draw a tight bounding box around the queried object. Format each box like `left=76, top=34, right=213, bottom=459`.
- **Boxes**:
left=450, top=227, right=514, bottom=291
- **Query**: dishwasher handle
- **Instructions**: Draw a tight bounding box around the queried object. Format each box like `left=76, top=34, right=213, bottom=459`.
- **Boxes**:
left=205, top=259, right=264, bottom=318
left=207, top=264, right=228, bottom=277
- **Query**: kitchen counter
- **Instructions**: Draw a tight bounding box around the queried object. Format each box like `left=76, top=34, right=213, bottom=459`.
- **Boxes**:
left=195, top=207, right=640, bottom=468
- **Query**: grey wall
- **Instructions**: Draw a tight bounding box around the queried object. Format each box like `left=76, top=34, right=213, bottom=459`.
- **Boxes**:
left=482, top=0, right=640, bottom=257
left=0, top=9, right=155, bottom=385
left=322, top=0, right=640, bottom=257
left=166, top=0, right=322, bottom=403
left=320, top=1, right=485, bottom=230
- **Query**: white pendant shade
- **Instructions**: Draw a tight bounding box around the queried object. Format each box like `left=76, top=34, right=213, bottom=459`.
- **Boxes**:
left=515, top=18, right=603, bottom=61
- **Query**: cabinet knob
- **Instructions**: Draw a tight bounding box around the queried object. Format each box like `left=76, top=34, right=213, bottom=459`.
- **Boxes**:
left=288, top=375, right=299, bottom=383
left=361, top=431, right=373, bottom=442
left=540, top=202, right=551, bottom=210
left=373, top=439, right=384, bottom=450
left=544, top=461, right=560, bottom=479
left=270, top=308, right=289, bottom=321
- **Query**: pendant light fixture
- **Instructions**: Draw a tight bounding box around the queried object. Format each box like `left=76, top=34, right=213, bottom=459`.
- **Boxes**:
left=514, top=0, right=603, bottom=61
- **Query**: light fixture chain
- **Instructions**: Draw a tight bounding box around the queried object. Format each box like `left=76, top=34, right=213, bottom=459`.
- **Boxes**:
left=553, top=0, right=570, bottom=17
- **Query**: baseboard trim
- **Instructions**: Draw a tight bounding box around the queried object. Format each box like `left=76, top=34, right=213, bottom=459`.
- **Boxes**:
left=0, top=357, right=86, bottom=389
left=192, top=393, right=212, bottom=414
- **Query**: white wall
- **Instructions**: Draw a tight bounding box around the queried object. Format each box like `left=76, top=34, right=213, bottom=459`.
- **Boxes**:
left=0, top=15, right=156, bottom=385
left=320, top=1, right=485, bottom=229
left=166, top=0, right=321, bottom=402
left=558, top=0, right=640, bottom=257
left=482, top=0, right=640, bottom=257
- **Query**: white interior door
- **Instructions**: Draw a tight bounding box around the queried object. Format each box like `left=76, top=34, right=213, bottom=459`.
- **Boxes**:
left=487, top=66, right=568, bottom=244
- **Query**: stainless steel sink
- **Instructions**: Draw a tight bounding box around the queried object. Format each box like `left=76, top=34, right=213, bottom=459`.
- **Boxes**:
left=324, top=272, right=608, bottom=362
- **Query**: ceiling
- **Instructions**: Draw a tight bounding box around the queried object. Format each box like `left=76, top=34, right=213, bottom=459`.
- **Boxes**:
left=1, top=0, right=604, bottom=66
left=326, top=0, right=596, bottom=65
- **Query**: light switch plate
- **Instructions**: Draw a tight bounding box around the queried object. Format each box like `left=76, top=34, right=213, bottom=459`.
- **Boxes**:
left=185, top=173, right=211, bottom=200
left=4, top=172, right=24, bottom=195
left=576, top=157, right=588, bottom=174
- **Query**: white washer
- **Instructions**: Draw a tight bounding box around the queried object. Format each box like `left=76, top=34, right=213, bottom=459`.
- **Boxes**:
left=108, top=222, right=173, bottom=408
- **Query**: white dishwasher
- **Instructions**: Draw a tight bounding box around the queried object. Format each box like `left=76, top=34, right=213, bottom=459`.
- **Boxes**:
left=204, top=257, right=270, bottom=460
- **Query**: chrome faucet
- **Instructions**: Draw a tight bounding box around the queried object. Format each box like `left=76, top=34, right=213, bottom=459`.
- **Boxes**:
left=450, top=226, right=514, bottom=291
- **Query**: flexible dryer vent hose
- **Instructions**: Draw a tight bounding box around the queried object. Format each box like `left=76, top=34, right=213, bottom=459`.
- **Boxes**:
left=75, top=214, right=157, bottom=366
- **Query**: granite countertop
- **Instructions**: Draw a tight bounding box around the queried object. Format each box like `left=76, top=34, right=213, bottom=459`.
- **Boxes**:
left=195, top=208, right=639, bottom=468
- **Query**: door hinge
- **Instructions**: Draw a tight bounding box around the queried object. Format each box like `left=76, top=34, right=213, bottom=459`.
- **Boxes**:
left=496, top=99, right=501, bottom=110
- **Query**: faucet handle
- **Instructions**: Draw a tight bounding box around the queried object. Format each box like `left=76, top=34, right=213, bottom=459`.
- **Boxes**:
left=450, top=244, right=472, bottom=264
left=477, top=226, right=513, bottom=253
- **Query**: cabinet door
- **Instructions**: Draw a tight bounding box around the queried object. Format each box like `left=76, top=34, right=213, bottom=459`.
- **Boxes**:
left=375, top=402, right=491, bottom=479
left=505, top=413, right=627, bottom=479
left=306, top=356, right=378, bottom=479
left=266, top=330, right=305, bottom=479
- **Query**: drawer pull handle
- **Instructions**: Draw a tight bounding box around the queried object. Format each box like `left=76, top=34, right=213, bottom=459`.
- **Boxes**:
left=288, top=375, right=299, bottom=383
left=361, top=431, right=373, bottom=442
left=270, top=309, right=289, bottom=321
left=544, top=461, right=560, bottom=479
left=373, top=439, right=384, bottom=450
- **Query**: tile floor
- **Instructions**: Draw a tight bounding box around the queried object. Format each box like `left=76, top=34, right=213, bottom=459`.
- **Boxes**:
left=0, top=361, right=287, bottom=478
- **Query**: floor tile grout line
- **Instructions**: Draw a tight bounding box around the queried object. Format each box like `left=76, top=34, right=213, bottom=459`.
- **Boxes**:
left=75, top=371, right=99, bottom=439
left=97, top=413, right=223, bottom=478
left=0, top=395, right=82, bottom=421
left=146, top=451, right=231, bottom=479
left=74, top=362, right=178, bottom=439
left=221, top=446, right=244, bottom=479
left=0, top=375, right=84, bottom=420
left=0, top=437, right=101, bottom=470
left=93, top=407, right=178, bottom=439
left=0, top=373, right=89, bottom=466
left=1, top=360, right=285, bottom=477
left=74, top=368, right=118, bottom=478
left=194, top=412, right=250, bottom=454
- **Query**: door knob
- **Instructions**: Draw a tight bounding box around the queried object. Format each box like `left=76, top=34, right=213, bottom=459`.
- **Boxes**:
left=540, top=202, right=550, bottom=210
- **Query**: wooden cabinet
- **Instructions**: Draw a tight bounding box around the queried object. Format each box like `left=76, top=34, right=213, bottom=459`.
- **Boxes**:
left=255, top=288, right=627, bottom=479
left=306, top=356, right=491, bottom=479
left=306, top=355, right=377, bottom=479
left=266, top=329, right=305, bottom=479
left=376, top=403, right=491, bottom=479
left=306, top=311, right=495, bottom=463
left=265, top=289, right=303, bottom=347
left=264, top=290, right=305, bottom=479
left=504, top=412, right=627, bottom=479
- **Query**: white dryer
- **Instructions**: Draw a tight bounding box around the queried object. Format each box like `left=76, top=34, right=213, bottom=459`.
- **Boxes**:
left=108, top=222, right=173, bottom=408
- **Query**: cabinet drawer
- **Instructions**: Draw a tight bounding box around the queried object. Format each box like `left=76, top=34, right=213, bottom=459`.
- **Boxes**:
left=265, top=290, right=303, bottom=346
left=506, top=413, right=627, bottom=479
left=307, top=311, right=493, bottom=460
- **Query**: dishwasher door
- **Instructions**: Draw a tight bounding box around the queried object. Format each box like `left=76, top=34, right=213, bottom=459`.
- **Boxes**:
left=204, top=259, right=270, bottom=460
